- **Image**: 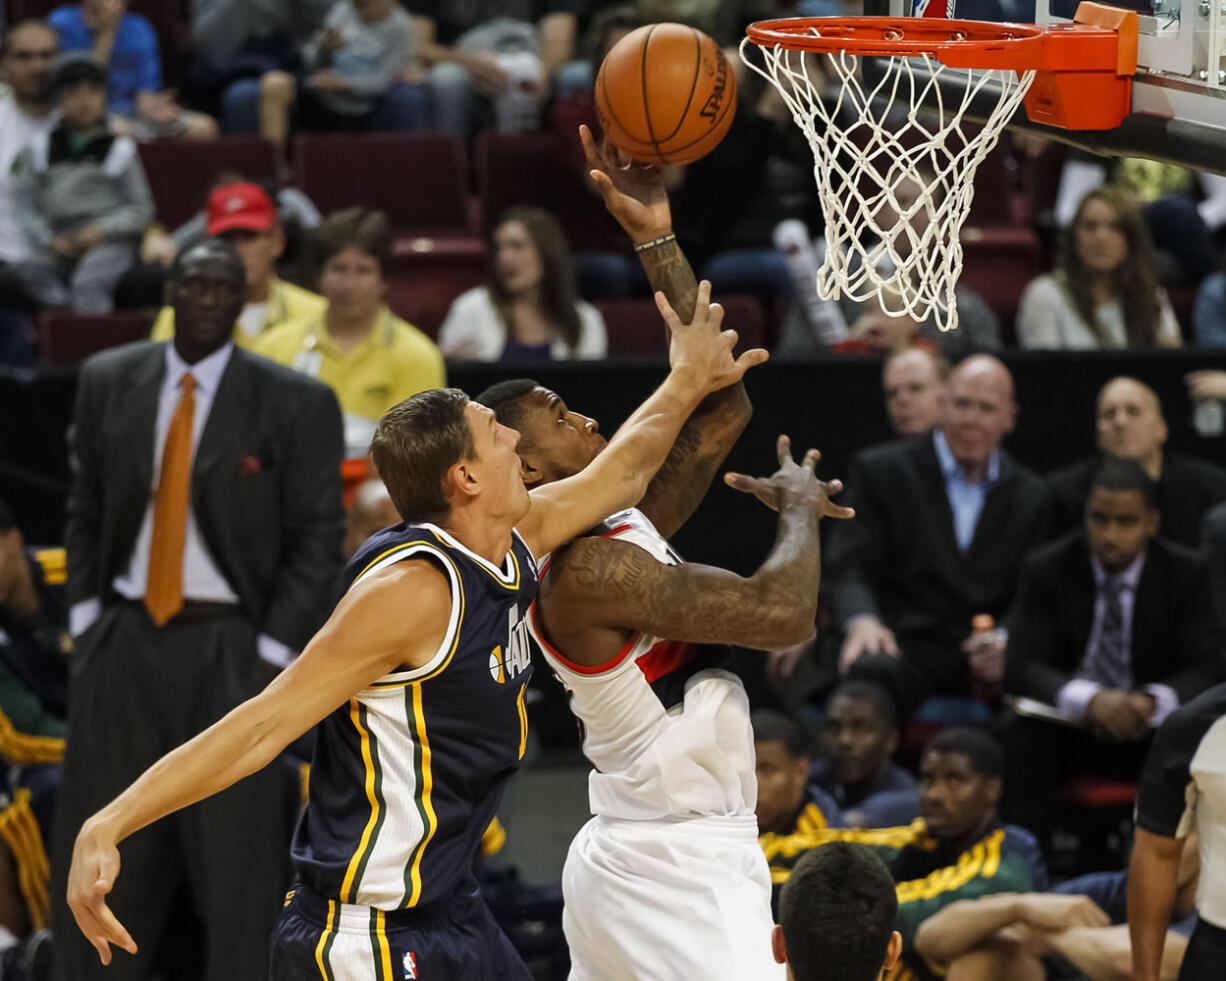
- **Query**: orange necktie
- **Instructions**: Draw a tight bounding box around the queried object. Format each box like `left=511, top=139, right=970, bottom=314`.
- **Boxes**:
left=145, top=373, right=196, bottom=625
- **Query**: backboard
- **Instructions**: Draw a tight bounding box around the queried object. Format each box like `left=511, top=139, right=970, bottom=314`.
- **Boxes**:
left=867, top=0, right=1226, bottom=173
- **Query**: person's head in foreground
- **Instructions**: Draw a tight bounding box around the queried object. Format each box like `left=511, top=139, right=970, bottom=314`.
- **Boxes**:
left=167, top=238, right=247, bottom=364
left=919, top=727, right=1002, bottom=845
left=1084, top=455, right=1159, bottom=573
left=476, top=379, right=606, bottom=488
left=772, top=842, right=902, bottom=981
left=941, top=354, right=1016, bottom=476
left=370, top=388, right=527, bottom=528
left=752, top=710, right=812, bottom=836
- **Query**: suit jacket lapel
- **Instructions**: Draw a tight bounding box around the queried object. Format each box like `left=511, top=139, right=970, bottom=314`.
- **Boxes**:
left=194, top=348, right=252, bottom=480
left=1067, top=537, right=1097, bottom=671
left=1130, top=546, right=1161, bottom=681
left=125, top=345, right=165, bottom=494
left=968, top=453, right=1016, bottom=555
left=915, top=438, right=959, bottom=552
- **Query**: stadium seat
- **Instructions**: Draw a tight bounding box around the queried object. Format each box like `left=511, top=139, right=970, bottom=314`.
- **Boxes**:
left=36, top=311, right=152, bottom=365
left=137, top=137, right=278, bottom=229
left=1052, top=777, right=1138, bottom=876
left=386, top=244, right=486, bottom=340
left=958, top=227, right=1042, bottom=345
left=474, top=131, right=627, bottom=254
left=595, top=295, right=766, bottom=356
left=293, top=133, right=472, bottom=236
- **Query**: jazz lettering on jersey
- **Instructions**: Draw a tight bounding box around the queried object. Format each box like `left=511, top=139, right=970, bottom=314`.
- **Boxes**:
left=488, top=607, right=532, bottom=685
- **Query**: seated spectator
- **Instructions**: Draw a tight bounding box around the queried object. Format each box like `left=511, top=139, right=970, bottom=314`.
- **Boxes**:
left=0, top=19, right=59, bottom=364
left=151, top=182, right=326, bottom=348
left=825, top=355, right=1047, bottom=714
left=343, top=477, right=400, bottom=558
left=255, top=0, right=420, bottom=165
left=913, top=840, right=1198, bottom=981
left=49, top=0, right=218, bottom=141
left=882, top=346, right=949, bottom=437
left=771, top=843, right=903, bottom=981
left=411, top=0, right=576, bottom=137
left=1016, top=187, right=1182, bottom=350
left=1002, top=456, right=1224, bottom=844
left=1193, top=270, right=1225, bottom=347
left=437, top=207, right=607, bottom=363
left=1047, top=376, right=1226, bottom=547
left=764, top=729, right=1048, bottom=981
left=11, top=53, right=153, bottom=313
left=752, top=709, right=843, bottom=836
left=253, top=207, right=444, bottom=456
left=812, top=682, right=920, bottom=829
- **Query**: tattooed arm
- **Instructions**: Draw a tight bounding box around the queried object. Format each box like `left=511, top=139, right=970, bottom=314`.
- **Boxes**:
left=537, top=438, right=853, bottom=666
left=581, top=124, right=751, bottom=538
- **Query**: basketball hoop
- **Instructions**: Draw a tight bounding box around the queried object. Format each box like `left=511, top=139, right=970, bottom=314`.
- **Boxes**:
left=741, top=4, right=1137, bottom=331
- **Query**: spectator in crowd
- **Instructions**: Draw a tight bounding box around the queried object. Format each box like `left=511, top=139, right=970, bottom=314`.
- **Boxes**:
left=1193, top=269, right=1226, bottom=347
left=52, top=237, right=345, bottom=980
left=49, top=0, right=218, bottom=141
left=812, top=681, right=920, bottom=829
left=254, top=207, right=445, bottom=456
left=1129, top=682, right=1226, bottom=981
left=11, top=53, right=154, bottom=314
left=913, top=842, right=1199, bottom=980
left=752, top=710, right=844, bottom=836
left=253, top=0, right=421, bottom=165
left=1002, top=456, right=1224, bottom=844
left=1203, top=497, right=1226, bottom=632
left=882, top=346, right=949, bottom=437
left=343, top=477, right=399, bottom=558
left=410, top=0, right=578, bottom=137
left=1046, top=376, right=1226, bottom=547
left=1016, top=187, right=1182, bottom=350
left=437, top=206, right=607, bottom=363
left=771, top=843, right=903, bottom=981
left=0, top=19, right=59, bottom=364
left=824, top=355, right=1047, bottom=714
left=764, top=729, right=1048, bottom=981
left=151, top=181, right=327, bottom=348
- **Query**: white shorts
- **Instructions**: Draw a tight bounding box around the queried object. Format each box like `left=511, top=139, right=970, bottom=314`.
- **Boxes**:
left=562, top=813, right=785, bottom=981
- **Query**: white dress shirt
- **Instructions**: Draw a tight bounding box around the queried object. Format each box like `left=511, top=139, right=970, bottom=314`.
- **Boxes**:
left=72, top=342, right=294, bottom=667
left=1056, top=551, right=1179, bottom=725
left=932, top=430, right=1000, bottom=552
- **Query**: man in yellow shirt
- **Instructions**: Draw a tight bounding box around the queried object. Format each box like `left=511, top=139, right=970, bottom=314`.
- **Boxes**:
left=255, top=207, right=445, bottom=456
left=150, top=182, right=325, bottom=348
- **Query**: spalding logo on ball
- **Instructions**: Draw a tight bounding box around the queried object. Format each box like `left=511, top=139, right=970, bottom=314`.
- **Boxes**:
left=595, top=22, right=738, bottom=166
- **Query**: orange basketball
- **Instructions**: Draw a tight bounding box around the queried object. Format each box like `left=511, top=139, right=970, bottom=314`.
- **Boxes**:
left=594, top=22, right=737, bottom=166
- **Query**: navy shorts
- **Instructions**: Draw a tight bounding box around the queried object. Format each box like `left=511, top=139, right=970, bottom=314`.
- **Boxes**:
left=269, top=880, right=532, bottom=980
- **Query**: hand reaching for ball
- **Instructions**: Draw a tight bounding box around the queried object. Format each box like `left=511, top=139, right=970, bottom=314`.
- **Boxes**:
left=579, top=124, right=672, bottom=243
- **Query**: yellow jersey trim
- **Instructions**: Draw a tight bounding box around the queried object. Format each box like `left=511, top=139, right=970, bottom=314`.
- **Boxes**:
left=374, top=908, right=393, bottom=979
left=340, top=702, right=379, bottom=902
left=406, top=683, right=438, bottom=906
left=314, top=899, right=336, bottom=979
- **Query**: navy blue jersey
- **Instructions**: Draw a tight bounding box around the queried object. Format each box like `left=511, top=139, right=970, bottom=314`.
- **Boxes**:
left=290, top=522, right=538, bottom=910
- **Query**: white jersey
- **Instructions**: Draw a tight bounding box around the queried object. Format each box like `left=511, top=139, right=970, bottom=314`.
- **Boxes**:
left=526, top=508, right=757, bottom=822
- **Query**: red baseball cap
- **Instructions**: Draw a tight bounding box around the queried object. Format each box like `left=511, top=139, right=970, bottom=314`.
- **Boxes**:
left=207, top=183, right=277, bottom=235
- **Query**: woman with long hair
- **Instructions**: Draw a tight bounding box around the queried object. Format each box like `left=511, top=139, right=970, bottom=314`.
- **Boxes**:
left=1017, top=187, right=1182, bottom=349
left=438, top=206, right=607, bottom=362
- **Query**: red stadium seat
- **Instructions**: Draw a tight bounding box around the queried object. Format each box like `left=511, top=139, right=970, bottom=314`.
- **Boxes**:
left=386, top=237, right=486, bottom=339
left=137, top=137, right=279, bottom=229
left=293, top=133, right=472, bottom=236
left=36, top=310, right=152, bottom=365
left=595, top=295, right=766, bottom=356
left=474, top=131, right=627, bottom=254
left=958, top=227, right=1042, bottom=345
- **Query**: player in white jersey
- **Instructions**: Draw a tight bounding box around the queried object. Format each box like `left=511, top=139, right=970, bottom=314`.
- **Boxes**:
left=477, top=127, right=854, bottom=980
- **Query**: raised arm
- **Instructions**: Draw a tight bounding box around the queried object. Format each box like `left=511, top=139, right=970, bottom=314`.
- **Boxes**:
left=518, top=282, right=766, bottom=557
left=580, top=124, right=750, bottom=538
left=538, top=437, right=853, bottom=657
left=66, top=561, right=452, bottom=965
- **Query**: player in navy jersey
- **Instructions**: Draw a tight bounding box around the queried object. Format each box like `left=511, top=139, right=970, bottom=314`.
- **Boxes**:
left=476, top=128, right=853, bottom=978
left=64, top=279, right=767, bottom=979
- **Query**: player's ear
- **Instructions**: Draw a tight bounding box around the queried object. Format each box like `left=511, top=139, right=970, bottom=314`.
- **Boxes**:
left=448, top=459, right=481, bottom=501
left=771, top=924, right=786, bottom=965
left=883, top=931, right=903, bottom=969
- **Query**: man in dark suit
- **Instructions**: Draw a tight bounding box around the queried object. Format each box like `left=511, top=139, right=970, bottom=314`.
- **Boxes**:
left=825, top=354, right=1048, bottom=713
left=1202, top=500, right=1226, bottom=632
left=1047, top=376, right=1226, bottom=548
left=1002, top=456, right=1225, bottom=844
left=52, top=238, right=345, bottom=980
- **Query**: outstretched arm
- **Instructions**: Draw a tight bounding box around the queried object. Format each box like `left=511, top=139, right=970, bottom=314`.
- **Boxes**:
left=538, top=437, right=852, bottom=660
left=66, top=562, right=451, bottom=965
left=519, top=283, right=766, bottom=557
left=581, top=124, right=750, bottom=538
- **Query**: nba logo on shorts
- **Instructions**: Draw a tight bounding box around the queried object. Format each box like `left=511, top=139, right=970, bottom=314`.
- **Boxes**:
left=402, top=951, right=417, bottom=979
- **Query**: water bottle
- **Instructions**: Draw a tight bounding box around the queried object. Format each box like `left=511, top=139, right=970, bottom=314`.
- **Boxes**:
left=1193, top=399, right=1225, bottom=438
left=968, top=613, right=1003, bottom=702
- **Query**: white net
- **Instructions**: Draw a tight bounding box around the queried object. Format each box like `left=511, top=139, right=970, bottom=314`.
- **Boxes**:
left=741, top=36, right=1036, bottom=331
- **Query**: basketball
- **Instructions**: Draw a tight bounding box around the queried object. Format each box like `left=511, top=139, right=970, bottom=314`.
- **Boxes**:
left=594, top=22, right=737, bottom=166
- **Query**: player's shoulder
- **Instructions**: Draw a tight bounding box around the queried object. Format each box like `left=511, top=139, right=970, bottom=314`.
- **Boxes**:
left=1158, top=682, right=1226, bottom=749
